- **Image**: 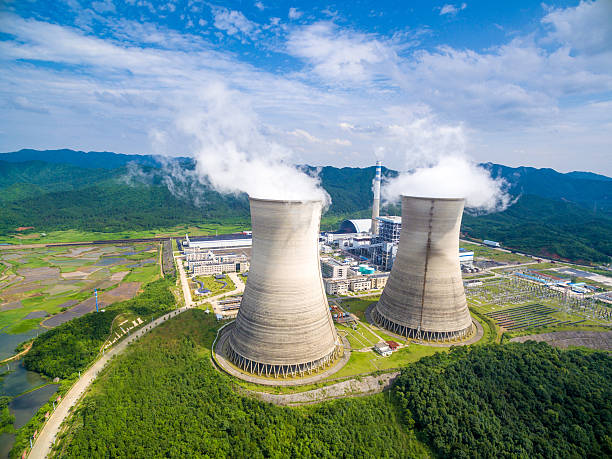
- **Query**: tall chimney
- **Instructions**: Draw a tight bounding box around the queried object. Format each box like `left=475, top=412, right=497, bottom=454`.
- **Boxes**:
left=371, top=160, right=382, bottom=235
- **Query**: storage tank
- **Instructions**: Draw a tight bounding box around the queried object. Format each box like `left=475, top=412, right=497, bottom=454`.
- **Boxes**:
left=372, top=196, right=473, bottom=341
left=228, top=198, right=340, bottom=377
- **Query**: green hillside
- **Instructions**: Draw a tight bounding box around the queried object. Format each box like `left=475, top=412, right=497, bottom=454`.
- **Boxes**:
left=0, top=150, right=610, bottom=263
left=462, top=194, right=612, bottom=263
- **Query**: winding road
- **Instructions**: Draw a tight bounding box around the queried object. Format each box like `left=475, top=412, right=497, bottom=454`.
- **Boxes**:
left=28, top=305, right=191, bottom=458
left=28, top=255, right=245, bottom=458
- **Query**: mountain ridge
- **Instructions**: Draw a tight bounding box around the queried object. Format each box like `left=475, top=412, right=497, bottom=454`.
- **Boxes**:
left=0, top=150, right=610, bottom=263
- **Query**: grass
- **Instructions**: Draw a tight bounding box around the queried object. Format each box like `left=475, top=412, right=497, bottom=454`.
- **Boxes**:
left=331, top=344, right=445, bottom=379
left=469, top=309, right=500, bottom=344
left=336, top=322, right=380, bottom=349
left=0, top=224, right=250, bottom=245
left=192, top=274, right=235, bottom=297
left=460, top=242, right=533, bottom=264
left=338, top=295, right=379, bottom=320
left=123, top=263, right=159, bottom=283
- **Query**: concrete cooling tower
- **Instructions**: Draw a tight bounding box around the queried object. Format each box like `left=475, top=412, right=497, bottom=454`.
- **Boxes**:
left=227, top=198, right=340, bottom=377
left=373, top=196, right=473, bottom=341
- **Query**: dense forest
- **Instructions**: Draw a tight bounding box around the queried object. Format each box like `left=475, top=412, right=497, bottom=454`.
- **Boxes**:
left=52, top=310, right=428, bottom=458
left=462, top=195, right=612, bottom=262
left=23, top=277, right=177, bottom=379
left=394, top=343, right=612, bottom=458
left=50, top=310, right=612, bottom=458
left=1, top=149, right=611, bottom=262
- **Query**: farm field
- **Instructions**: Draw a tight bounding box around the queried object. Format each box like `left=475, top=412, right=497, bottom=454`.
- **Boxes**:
left=0, top=223, right=249, bottom=245
left=0, top=243, right=160, bottom=358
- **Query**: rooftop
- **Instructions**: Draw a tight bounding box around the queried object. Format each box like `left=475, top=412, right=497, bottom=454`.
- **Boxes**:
left=376, top=216, right=401, bottom=223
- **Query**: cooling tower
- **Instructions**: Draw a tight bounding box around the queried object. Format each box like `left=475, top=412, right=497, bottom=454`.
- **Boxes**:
left=371, top=160, right=382, bottom=236
left=373, top=196, right=473, bottom=341
left=228, top=198, right=340, bottom=377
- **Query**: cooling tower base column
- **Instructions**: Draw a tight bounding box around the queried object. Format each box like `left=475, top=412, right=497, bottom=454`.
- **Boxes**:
left=372, top=305, right=474, bottom=342
left=213, top=322, right=350, bottom=386
left=227, top=342, right=341, bottom=378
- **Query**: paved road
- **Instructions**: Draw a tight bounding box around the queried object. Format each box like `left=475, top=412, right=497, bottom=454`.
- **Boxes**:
left=28, top=305, right=191, bottom=458
left=175, top=254, right=194, bottom=307
left=30, top=257, right=244, bottom=458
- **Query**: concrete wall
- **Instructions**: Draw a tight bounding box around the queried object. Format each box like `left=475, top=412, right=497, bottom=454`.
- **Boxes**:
left=374, top=196, right=472, bottom=340
left=229, top=198, right=339, bottom=372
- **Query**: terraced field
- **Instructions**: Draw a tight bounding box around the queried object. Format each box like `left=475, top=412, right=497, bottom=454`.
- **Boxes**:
left=0, top=243, right=160, bottom=358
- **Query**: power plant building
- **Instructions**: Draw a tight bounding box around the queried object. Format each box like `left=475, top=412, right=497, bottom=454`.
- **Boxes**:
left=227, top=198, right=340, bottom=377
left=321, top=259, right=348, bottom=279
left=373, top=196, right=473, bottom=342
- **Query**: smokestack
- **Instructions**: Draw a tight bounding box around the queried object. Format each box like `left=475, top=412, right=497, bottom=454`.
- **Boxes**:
left=228, top=198, right=341, bottom=377
left=373, top=196, right=473, bottom=341
left=372, top=160, right=382, bottom=235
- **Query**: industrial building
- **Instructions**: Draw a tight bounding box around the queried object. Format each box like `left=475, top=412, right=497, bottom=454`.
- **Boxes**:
left=321, top=258, right=348, bottom=279
left=227, top=198, right=341, bottom=378
left=373, top=196, right=474, bottom=342
left=185, top=248, right=249, bottom=275
left=338, top=219, right=372, bottom=234
left=459, top=247, right=474, bottom=267
left=369, top=273, right=389, bottom=290
left=349, top=277, right=371, bottom=292
left=183, top=232, right=252, bottom=250
left=373, top=342, right=392, bottom=357
left=324, top=278, right=349, bottom=295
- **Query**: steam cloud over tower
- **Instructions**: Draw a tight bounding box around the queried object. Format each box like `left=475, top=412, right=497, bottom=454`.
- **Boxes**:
left=373, top=196, right=473, bottom=341
left=228, top=198, right=340, bottom=377
left=372, top=160, right=382, bottom=235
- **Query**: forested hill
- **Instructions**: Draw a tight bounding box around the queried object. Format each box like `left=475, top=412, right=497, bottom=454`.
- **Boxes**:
left=1, top=149, right=611, bottom=263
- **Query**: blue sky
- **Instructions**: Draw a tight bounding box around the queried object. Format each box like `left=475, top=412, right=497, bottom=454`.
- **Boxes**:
left=1, top=0, right=611, bottom=174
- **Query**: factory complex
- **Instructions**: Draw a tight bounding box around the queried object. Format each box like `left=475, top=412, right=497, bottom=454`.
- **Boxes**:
left=176, top=160, right=610, bottom=382
left=184, top=247, right=249, bottom=276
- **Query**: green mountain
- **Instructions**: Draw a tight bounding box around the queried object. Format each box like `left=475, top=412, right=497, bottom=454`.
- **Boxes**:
left=0, top=149, right=610, bottom=263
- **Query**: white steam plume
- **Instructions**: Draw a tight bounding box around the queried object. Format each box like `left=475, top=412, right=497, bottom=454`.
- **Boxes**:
left=175, top=82, right=330, bottom=204
left=383, top=156, right=511, bottom=212
left=380, top=111, right=511, bottom=213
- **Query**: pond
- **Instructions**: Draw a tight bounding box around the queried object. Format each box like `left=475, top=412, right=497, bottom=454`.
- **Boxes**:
left=9, top=383, right=59, bottom=429
left=95, top=257, right=128, bottom=266
left=0, top=433, right=15, bottom=459
left=1, top=361, right=48, bottom=398
left=0, top=328, right=41, bottom=361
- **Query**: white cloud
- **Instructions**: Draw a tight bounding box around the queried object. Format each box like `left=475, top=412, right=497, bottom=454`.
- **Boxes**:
left=332, top=138, right=351, bottom=146
left=287, top=22, right=397, bottom=84
left=178, top=83, right=329, bottom=202
left=439, top=3, right=466, bottom=16
left=1, top=2, right=611, bottom=177
left=288, top=7, right=302, bottom=19
left=211, top=6, right=258, bottom=39
left=255, top=1, right=264, bottom=11
left=290, top=128, right=320, bottom=143
left=542, top=0, right=612, bottom=55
